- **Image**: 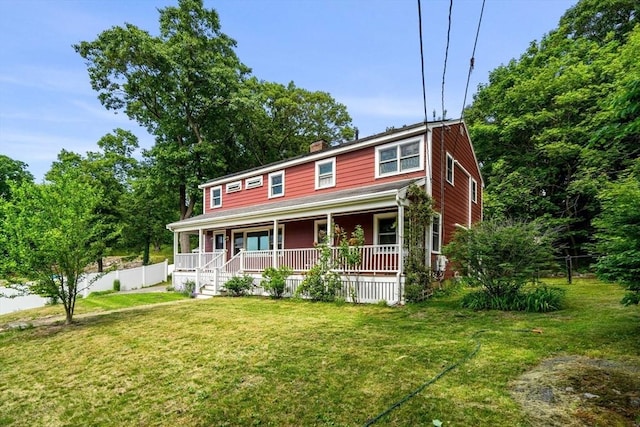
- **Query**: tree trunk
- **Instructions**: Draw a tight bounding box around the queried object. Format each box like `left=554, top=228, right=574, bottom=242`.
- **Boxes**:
left=179, top=232, right=190, bottom=254
left=143, top=238, right=150, bottom=265
left=97, top=257, right=103, bottom=273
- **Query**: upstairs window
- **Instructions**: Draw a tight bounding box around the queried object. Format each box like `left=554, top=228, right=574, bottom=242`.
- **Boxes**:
left=226, top=180, right=241, bottom=193
left=376, top=139, right=422, bottom=178
left=446, top=153, right=454, bottom=185
left=315, top=158, right=336, bottom=189
left=269, top=171, right=284, bottom=198
left=245, top=176, right=263, bottom=189
left=210, top=186, right=222, bottom=209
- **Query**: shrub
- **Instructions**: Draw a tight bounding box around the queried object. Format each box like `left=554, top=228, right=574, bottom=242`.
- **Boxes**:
left=223, top=275, right=254, bottom=296
left=461, top=285, right=565, bottom=312
left=296, top=267, right=341, bottom=302
left=444, top=219, right=556, bottom=298
left=113, top=279, right=121, bottom=292
left=261, top=266, right=292, bottom=299
left=182, top=279, right=196, bottom=297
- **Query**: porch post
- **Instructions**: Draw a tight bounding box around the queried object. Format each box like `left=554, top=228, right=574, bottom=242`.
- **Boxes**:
left=272, top=219, right=278, bottom=268
left=326, top=212, right=333, bottom=245
left=173, top=231, right=178, bottom=257
left=397, top=203, right=405, bottom=304
left=198, top=228, right=204, bottom=268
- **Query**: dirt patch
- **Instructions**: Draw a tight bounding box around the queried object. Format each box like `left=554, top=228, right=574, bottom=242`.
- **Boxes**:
left=510, top=355, right=640, bottom=426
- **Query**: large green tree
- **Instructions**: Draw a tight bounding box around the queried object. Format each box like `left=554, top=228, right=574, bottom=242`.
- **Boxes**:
left=75, top=0, right=250, bottom=252
left=465, top=0, right=639, bottom=254
left=593, top=161, right=640, bottom=305
left=46, top=129, right=139, bottom=272
left=0, top=155, right=33, bottom=201
left=0, top=170, right=103, bottom=324
left=232, top=78, right=354, bottom=168
left=76, top=0, right=354, bottom=253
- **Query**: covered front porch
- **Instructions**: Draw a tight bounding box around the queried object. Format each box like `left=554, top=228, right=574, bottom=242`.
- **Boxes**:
left=167, top=179, right=426, bottom=304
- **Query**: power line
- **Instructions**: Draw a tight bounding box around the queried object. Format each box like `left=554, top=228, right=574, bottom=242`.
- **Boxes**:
left=459, top=0, right=486, bottom=121
left=417, top=0, right=428, bottom=124
left=441, top=0, right=453, bottom=121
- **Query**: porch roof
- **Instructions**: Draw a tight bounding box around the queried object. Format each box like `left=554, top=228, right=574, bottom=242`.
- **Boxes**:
left=168, top=178, right=423, bottom=232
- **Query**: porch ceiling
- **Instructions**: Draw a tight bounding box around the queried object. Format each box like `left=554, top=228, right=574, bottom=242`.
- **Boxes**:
left=168, top=178, right=422, bottom=232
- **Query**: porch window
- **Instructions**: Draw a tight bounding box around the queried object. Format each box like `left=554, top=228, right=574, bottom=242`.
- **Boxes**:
left=374, top=213, right=397, bottom=245
left=314, top=220, right=328, bottom=244
left=376, top=138, right=422, bottom=178
left=446, top=153, right=454, bottom=185
left=210, top=186, right=222, bottom=208
left=315, top=158, right=336, bottom=189
left=233, top=227, right=283, bottom=255
left=432, top=214, right=442, bottom=253
left=269, top=171, right=285, bottom=198
left=471, top=178, right=478, bottom=203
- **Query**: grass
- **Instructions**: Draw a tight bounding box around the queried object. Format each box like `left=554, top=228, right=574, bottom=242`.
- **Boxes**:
left=0, top=279, right=638, bottom=426
left=0, top=286, right=186, bottom=324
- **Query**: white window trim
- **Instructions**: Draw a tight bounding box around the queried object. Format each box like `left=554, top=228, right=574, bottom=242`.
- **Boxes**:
left=446, top=153, right=455, bottom=185
left=470, top=178, right=478, bottom=204
left=374, top=137, right=425, bottom=179
left=314, top=219, right=328, bottom=244
left=315, top=157, right=336, bottom=190
left=373, top=212, right=398, bottom=250
left=431, top=213, right=442, bottom=254
left=245, top=175, right=263, bottom=189
left=231, top=225, right=285, bottom=252
left=210, top=186, right=222, bottom=209
left=226, top=180, right=242, bottom=193
left=268, top=170, right=285, bottom=199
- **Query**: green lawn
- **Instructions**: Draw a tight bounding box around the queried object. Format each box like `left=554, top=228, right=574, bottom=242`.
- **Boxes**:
left=0, top=279, right=638, bottom=426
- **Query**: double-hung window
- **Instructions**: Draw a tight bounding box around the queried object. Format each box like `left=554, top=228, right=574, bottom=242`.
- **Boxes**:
left=446, top=153, right=454, bottom=185
left=471, top=178, right=478, bottom=203
left=376, top=138, right=422, bottom=177
left=431, top=214, right=442, bottom=253
left=315, top=158, right=336, bottom=189
left=210, top=186, right=222, bottom=209
left=269, top=171, right=285, bottom=198
left=374, top=213, right=397, bottom=247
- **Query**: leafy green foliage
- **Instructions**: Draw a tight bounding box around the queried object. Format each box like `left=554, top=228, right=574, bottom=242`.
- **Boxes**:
left=593, top=163, right=640, bottom=305
left=0, top=169, right=103, bottom=323
left=296, top=241, right=341, bottom=302
left=261, top=266, right=292, bottom=299
left=402, top=183, right=435, bottom=302
left=461, top=286, right=566, bottom=312
left=444, top=219, right=556, bottom=305
left=223, top=275, right=255, bottom=297
left=335, top=224, right=364, bottom=303
left=0, top=155, right=33, bottom=201
left=182, top=280, right=196, bottom=297
left=466, top=1, right=640, bottom=254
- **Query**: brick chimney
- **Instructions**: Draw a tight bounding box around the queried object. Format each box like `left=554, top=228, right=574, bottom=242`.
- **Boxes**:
left=309, top=139, right=328, bottom=153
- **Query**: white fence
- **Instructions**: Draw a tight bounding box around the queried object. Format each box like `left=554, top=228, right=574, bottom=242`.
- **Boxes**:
left=81, top=260, right=169, bottom=297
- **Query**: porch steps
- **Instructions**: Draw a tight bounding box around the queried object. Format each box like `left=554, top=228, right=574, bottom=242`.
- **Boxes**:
left=199, top=285, right=218, bottom=297
left=195, top=293, right=213, bottom=299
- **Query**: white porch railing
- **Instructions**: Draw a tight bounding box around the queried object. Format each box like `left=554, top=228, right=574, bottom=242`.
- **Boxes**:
left=174, top=251, right=225, bottom=271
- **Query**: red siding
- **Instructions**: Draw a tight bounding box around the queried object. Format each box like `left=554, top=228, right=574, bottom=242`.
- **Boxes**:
left=203, top=141, right=426, bottom=214
left=431, top=123, right=482, bottom=250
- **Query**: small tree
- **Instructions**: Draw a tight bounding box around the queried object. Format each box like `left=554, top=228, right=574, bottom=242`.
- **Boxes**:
left=261, top=266, right=292, bottom=299
left=335, top=225, right=365, bottom=303
left=0, top=170, right=103, bottom=324
left=593, top=167, right=640, bottom=305
left=444, top=219, right=556, bottom=298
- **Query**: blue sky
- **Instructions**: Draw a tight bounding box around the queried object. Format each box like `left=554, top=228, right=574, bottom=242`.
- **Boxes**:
left=0, top=0, right=577, bottom=181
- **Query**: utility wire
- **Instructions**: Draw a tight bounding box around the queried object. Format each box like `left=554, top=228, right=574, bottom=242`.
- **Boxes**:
left=441, top=0, right=453, bottom=121
left=417, top=0, right=428, bottom=124
left=459, top=0, right=486, bottom=121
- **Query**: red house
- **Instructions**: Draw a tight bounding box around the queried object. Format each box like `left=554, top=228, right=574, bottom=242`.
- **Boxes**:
left=167, top=119, right=482, bottom=304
